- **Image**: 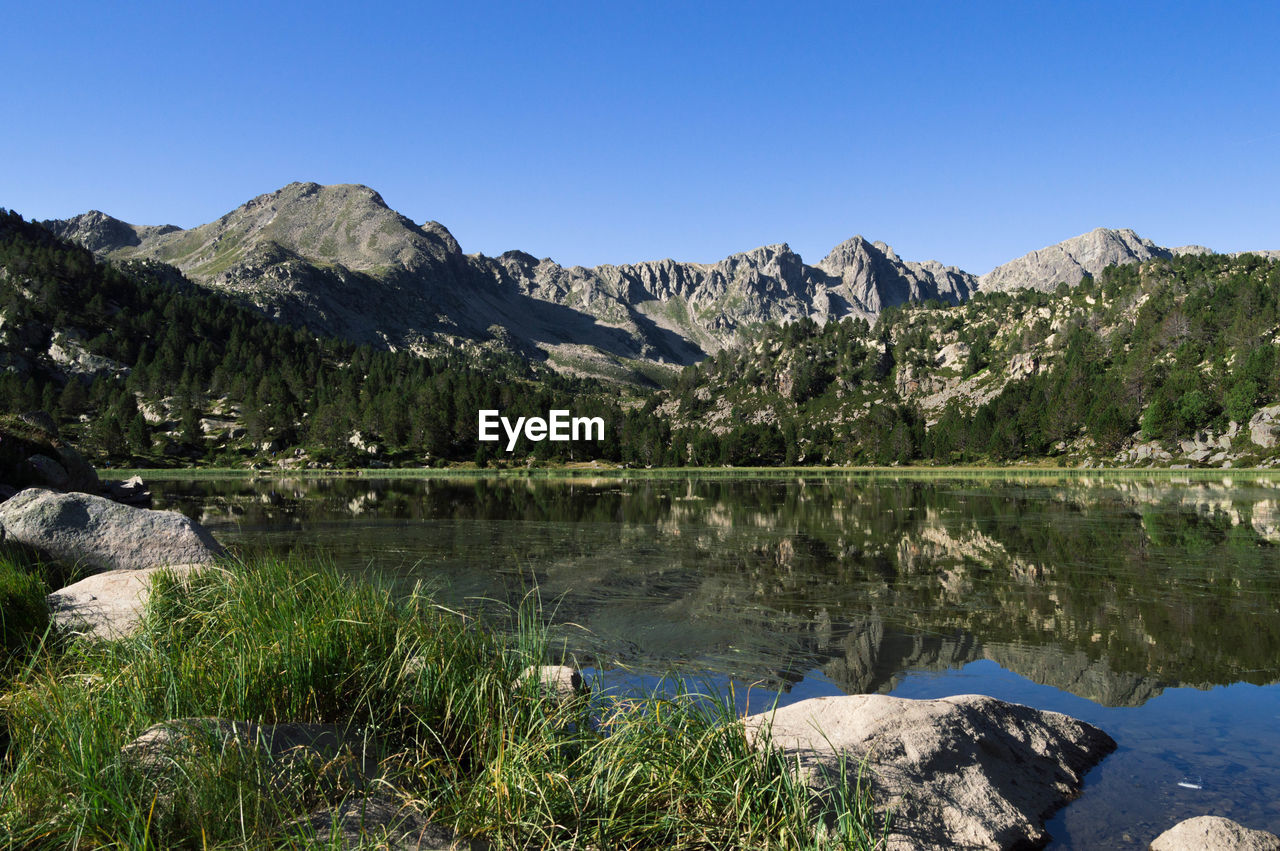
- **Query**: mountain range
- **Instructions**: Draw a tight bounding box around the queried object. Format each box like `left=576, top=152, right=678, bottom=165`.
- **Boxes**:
left=43, top=182, right=1276, bottom=378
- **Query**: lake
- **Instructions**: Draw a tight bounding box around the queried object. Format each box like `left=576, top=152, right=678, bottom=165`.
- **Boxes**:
left=150, top=472, right=1280, bottom=848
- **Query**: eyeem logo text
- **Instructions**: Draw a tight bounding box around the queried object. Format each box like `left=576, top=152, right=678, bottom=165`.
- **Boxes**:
left=478, top=409, right=605, bottom=452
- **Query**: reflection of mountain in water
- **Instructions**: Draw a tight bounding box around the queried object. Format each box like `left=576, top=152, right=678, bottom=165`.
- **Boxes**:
left=155, top=475, right=1280, bottom=707
left=821, top=618, right=1165, bottom=707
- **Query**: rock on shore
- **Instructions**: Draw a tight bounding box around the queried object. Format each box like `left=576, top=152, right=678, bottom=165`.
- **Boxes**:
left=47, top=565, right=211, bottom=639
left=1150, top=816, right=1280, bottom=850
left=744, top=693, right=1115, bottom=850
left=0, top=488, right=223, bottom=573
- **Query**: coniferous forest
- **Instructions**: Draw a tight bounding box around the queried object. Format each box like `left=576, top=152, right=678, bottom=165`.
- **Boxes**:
left=4, top=207, right=1280, bottom=470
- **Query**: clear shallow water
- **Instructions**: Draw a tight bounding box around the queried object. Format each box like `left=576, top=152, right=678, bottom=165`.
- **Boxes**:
left=151, top=474, right=1280, bottom=848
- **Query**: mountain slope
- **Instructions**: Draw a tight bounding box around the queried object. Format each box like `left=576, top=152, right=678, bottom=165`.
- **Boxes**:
left=657, top=250, right=1280, bottom=468
left=977, top=228, right=1172, bottom=293
left=45, top=183, right=977, bottom=375
left=48, top=184, right=1277, bottom=378
left=0, top=209, right=627, bottom=468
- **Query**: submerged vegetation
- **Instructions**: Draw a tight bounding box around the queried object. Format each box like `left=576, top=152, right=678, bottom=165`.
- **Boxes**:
left=0, top=554, right=881, bottom=849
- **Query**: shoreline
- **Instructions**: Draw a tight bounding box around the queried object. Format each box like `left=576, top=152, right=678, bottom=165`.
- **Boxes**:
left=4, top=479, right=1274, bottom=847
left=119, top=464, right=1280, bottom=482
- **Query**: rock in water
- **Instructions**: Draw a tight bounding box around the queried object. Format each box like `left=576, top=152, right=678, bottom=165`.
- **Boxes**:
left=101, top=475, right=152, bottom=507
left=743, top=693, right=1115, bottom=850
left=0, top=488, right=223, bottom=572
left=1150, top=816, right=1280, bottom=850
left=515, top=664, right=587, bottom=701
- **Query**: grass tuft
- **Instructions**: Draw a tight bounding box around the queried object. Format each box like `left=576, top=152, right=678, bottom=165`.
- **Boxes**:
left=0, top=555, right=880, bottom=848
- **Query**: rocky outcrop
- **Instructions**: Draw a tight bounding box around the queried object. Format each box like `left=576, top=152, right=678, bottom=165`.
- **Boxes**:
left=744, top=693, right=1115, bottom=850
left=47, top=330, right=129, bottom=379
left=47, top=565, right=211, bottom=639
left=817, top=236, right=976, bottom=314
left=42, top=210, right=180, bottom=255
left=0, top=488, right=223, bottom=573
left=45, top=183, right=975, bottom=370
left=1150, top=816, right=1280, bottom=850
left=1249, top=404, right=1280, bottom=448
left=43, top=184, right=1278, bottom=378
left=979, top=227, right=1171, bottom=293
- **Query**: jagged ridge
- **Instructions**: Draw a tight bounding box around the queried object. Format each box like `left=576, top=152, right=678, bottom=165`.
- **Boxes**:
left=45, top=183, right=976, bottom=373
left=44, top=186, right=1278, bottom=376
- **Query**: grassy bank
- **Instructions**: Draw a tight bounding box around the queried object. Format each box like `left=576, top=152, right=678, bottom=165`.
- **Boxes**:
left=0, top=555, right=880, bottom=849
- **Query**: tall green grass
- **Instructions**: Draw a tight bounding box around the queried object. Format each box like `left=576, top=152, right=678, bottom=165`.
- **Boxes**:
left=0, top=556, right=881, bottom=849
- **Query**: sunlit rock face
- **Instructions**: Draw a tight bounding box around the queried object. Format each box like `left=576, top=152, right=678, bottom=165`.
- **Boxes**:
left=978, top=227, right=1171, bottom=293
left=45, top=183, right=975, bottom=371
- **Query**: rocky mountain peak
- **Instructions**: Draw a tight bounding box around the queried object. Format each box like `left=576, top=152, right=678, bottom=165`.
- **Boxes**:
left=718, top=243, right=801, bottom=275
left=101, top=182, right=459, bottom=280
left=816, top=235, right=875, bottom=272
left=43, top=210, right=181, bottom=255
left=979, top=227, right=1172, bottom=293
left=420, top=220, right=461, bottom=255
left=813, top=236, right=975, bottom=314
left=44, top=182, right=1274, bottom=382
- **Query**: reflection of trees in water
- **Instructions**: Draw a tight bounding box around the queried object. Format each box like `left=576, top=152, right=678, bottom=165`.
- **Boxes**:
left=154, top=476, right=1280, bottom=704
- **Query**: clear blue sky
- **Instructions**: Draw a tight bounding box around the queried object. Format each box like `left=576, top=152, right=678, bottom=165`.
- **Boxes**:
left=3, top=1, right=1277, bottom=274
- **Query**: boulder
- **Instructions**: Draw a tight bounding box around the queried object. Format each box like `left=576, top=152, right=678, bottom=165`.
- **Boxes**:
left=0, top=488, right=222, bottom=573
left=1150, top=816, right=1280, bottom=850
left=744, top=694, right=1115, bottom=850
left=0, top=414, right=99, bottom=494
left=47, top=565, right=211, bottom=639
left=291, top=795, right=461, bottom=850
left=516, top=664, right=586, bottom=702
left=1008, top=352, right=1039, bottom=379
left=54, top=445, right=100, bottom=493
left=24, top=453, right=69, bottom=489
left=1250, top=421, right=1278, bottom=449
left=1249, top=405, right=1280, bottom=449
left=935, top=342, right=970, bottom=372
